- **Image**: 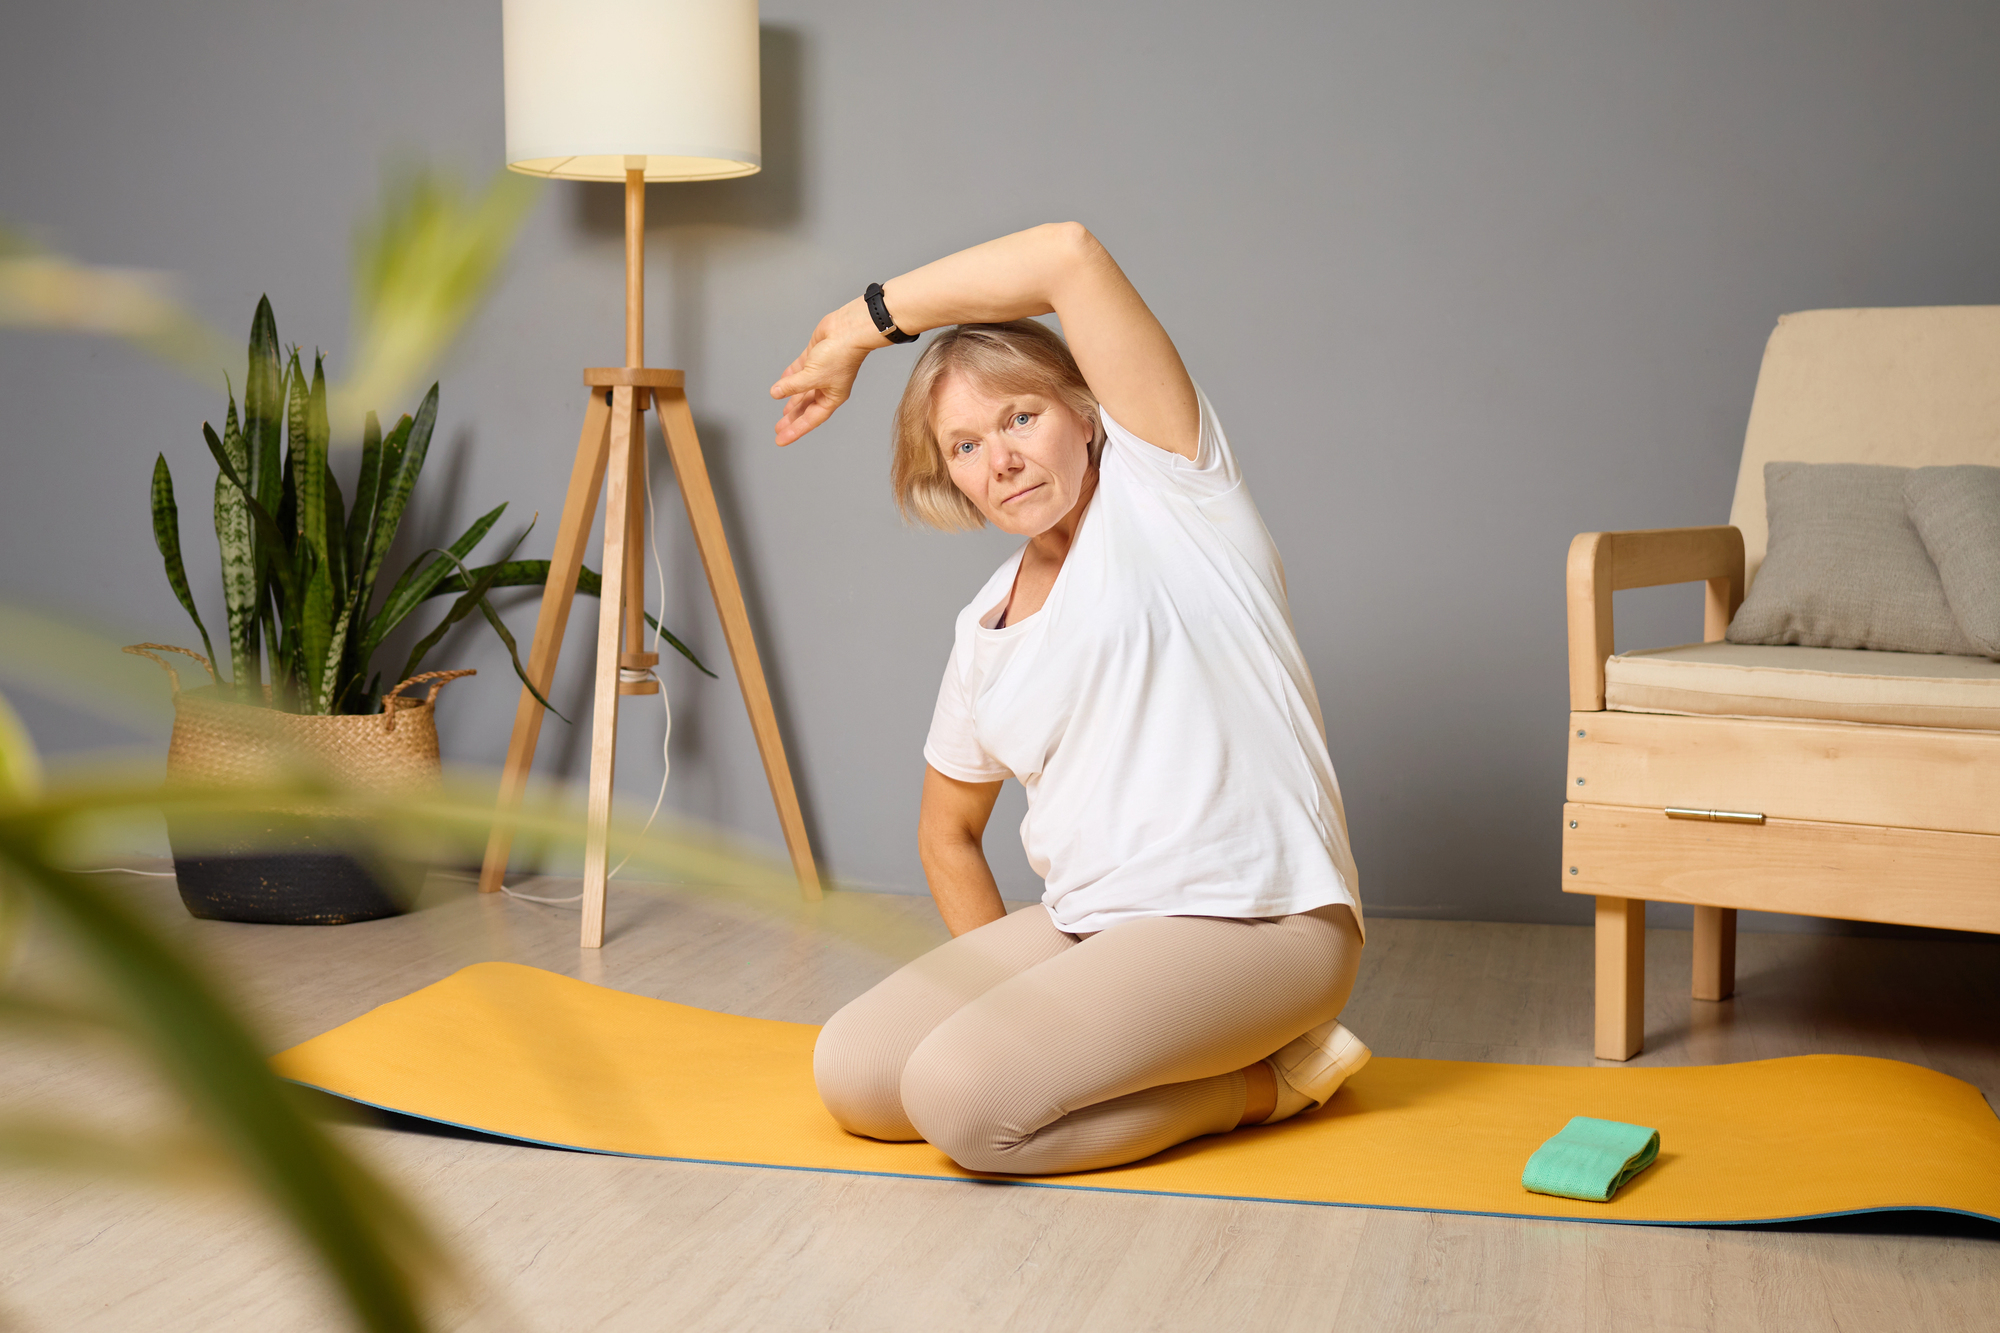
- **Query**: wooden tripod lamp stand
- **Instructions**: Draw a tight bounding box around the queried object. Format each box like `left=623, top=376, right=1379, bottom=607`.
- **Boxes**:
left=490, top=0, right=820, bottom=947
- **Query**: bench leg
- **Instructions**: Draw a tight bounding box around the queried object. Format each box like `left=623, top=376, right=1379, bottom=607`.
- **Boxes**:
left=1595, top=895, right=1645, bottom=1060
left=1692, top=905, right=1737, bottom=1002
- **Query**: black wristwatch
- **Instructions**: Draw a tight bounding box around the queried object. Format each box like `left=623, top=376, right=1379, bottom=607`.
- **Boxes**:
left=864, top=282, right=918, bottom=344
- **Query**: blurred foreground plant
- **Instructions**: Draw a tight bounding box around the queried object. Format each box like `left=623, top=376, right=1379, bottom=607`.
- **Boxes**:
left=0, top=605, right=934, bottom=1331
left=0, top=228, right=233, bottom=377
left=1, top=166, right=536, bottom=430
left=337, top=167, right=536, bottom=434
left=0, top=712, right=802, bottom=1331
left=0, top=719, right=443, bottom=1330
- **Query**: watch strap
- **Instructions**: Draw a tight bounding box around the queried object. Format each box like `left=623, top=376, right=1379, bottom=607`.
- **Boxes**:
left=864, top=282, right=918, bottom=344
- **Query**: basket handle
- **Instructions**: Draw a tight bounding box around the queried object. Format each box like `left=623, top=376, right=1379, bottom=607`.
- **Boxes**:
left=380, top=669, right=475, bottom=732
left=123, top=643, right=218, bottom=695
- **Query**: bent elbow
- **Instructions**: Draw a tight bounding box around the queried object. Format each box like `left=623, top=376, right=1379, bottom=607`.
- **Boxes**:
left=917, top=820, right=968, bottom=864
left=1041, top=219, right=1101, bottom=260
left=916, top=817, right=984, bottom=875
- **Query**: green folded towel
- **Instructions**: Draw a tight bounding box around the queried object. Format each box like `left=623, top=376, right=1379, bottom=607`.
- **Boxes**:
left=1522, top=1116, right=1660, bottom=1202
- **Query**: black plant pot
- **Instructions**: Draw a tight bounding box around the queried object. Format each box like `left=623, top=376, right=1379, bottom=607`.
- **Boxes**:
left=166, top=815, right=418, bottom=925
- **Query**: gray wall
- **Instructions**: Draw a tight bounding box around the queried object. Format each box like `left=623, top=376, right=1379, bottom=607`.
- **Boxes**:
left=5, top=1, right=1999, bottom=928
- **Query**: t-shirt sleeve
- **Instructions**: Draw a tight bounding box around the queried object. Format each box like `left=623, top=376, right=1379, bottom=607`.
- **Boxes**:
left=922, top=638, right=1012, bottom=783
left=1098, top=383, right=1242, bottom=500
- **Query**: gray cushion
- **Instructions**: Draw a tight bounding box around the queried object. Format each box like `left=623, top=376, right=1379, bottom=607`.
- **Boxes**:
left=1726, top=461, right=1982, bottom=656
left=1905, top=464, right=2000, bottom=657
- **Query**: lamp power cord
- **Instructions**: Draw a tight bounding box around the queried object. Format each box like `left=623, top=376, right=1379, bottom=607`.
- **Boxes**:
left=502, top=460, right=674, bottom=909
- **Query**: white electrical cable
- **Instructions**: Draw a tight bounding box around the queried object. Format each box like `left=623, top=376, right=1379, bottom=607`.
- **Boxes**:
left=496, top=884, right=584, bottom=905
left=609, top=459, right=674, bottom=880
left=73, top=867, right=177, bottom=878
left=501, top=445, right=674, bottom=909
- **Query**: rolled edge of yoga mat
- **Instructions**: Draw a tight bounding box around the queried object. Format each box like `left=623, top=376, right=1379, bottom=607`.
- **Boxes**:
left=1522, top=1115, right=1661, bottom=1203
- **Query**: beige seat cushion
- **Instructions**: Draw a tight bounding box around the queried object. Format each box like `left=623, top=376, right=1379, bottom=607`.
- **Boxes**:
left=1605, top=641, right=2000, bottom=731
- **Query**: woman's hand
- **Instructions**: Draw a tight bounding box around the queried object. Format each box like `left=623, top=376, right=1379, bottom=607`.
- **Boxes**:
left=769, top=299, right=880, bottom=446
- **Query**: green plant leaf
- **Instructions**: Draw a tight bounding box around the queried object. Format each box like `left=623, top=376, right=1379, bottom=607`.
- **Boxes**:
left=244, top=296, right=284, bottom=516
left=0, top=832, right=438, bottom=1333
left=336, top=409, right=416, bottom=709
left=205, top=422, right=299, bottom=625
left=285, top=348, right=309, bottom=490
left=281, top=357, right=310, bottom=700
left=150, top=454, right=220, bottom=682
left=0, top=688, right=41, bottom=808
left=287, top=354, right=338, bottom=712
left=577, top=566, right=713, bottom=678
left=0, top=991, right=118, bottom=1034
left=337, top=167, right=539, bottom=430
left=396, top=536, right=521, bottom=684
left=211, top=397, right=258, bottom=696
left=397, top=527, right=565, bottom=720
left=356, top=411, right=412, bottom=594
left=470, top=590, right=560, bottom=719
left=0, top=1118, right=223, bottom=1186
left=271, top=449, right=300, bottom=709
left=346, top=411, right=383, bottom=578
left=427, top=561, right=714, bottom=678
left=257, top=591, right=280, bottom=703
left=364, top=385, right=438, bottom=594
left=360, top=503, right=507, bottom=662
left=299, top=547, right=332, bottom=713
left=323, top=461, right=348, bottom=598
left=275, top=446, right=298, bottom=554
left=292, top=354, right=329, bottom=569
left=316, top=590, right=357, bottom=715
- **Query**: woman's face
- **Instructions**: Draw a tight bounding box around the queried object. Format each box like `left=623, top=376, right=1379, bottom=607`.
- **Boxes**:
left=932, top=371, right=1096, bottom=538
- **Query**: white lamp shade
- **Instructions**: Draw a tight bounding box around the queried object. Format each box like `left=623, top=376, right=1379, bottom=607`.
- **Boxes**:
left=504, top=0, right=761, bottom=181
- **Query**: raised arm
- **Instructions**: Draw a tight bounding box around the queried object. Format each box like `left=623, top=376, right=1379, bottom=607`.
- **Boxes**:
left=770, top=222, right=1199, bottom=458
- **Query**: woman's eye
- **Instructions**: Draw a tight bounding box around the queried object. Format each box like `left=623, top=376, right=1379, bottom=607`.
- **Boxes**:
left=1012, top=413, right=1033, bottom=428
left=954, top=440, right=977, bottom=456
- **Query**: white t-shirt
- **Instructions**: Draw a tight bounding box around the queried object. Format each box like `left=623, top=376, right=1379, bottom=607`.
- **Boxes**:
left=922, top=386, right=1363, bottom=936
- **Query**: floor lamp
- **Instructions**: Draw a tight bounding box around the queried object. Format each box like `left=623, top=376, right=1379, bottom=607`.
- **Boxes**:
left=485, top=0, right=821, bottom=948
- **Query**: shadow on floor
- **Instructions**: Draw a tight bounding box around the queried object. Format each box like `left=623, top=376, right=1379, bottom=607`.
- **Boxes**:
left=296, top=1086, right=573, bottom=1152
left=1733, top=1209, right=2000, bottom=1241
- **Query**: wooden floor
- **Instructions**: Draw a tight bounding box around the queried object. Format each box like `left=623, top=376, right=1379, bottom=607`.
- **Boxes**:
left=4, top=872, right=1997, bottom=1331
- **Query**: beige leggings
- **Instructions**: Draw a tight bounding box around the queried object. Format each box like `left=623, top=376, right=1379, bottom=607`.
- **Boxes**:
left=812, top=901, right=1362, bottom=1176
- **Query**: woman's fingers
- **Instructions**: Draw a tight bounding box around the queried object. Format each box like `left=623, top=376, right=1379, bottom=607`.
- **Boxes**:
left=769, top=344, right=837, bottom=403
left=772, top=366, right=832, bottom=444
left=769, top=348, right=813, bottom=400
left=771, top=306, right=870, bottom=444
left=771, top=379, right=836, bottom=445
left=774, top=389, right=840, bottom=446
left=771, top=343, right=867, bottom=443
left=770, top=370, right=813, bottom=401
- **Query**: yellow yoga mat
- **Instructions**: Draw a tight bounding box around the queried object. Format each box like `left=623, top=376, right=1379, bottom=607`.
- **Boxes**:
left=274, top=962, right=2000, bottom=1226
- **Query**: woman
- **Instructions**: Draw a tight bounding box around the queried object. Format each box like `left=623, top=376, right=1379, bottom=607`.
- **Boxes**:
left=771, top=222, right=1366, bottom=1176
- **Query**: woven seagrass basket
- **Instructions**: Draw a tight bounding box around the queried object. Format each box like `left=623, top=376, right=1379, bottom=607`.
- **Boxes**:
left=127, top=644, right=471, bottom=925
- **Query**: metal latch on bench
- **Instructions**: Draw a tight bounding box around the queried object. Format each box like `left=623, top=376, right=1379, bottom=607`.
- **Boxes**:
left=1664, top=807, right=1766, bottom=825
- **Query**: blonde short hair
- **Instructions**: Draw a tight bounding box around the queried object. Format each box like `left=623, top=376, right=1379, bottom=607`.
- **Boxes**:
left=890, top=320, right=1104, bottom=531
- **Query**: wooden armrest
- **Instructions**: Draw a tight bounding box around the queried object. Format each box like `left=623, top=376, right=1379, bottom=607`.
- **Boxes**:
left=1567, top=526, right=1745, bottom=711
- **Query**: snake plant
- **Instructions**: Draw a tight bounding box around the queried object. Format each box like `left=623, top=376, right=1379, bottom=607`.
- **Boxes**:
left=153, top=298, right=706, bottom=715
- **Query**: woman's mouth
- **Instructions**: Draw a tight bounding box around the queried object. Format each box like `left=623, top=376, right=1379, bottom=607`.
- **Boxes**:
left=1002, top=483, right=1044, bottom=506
